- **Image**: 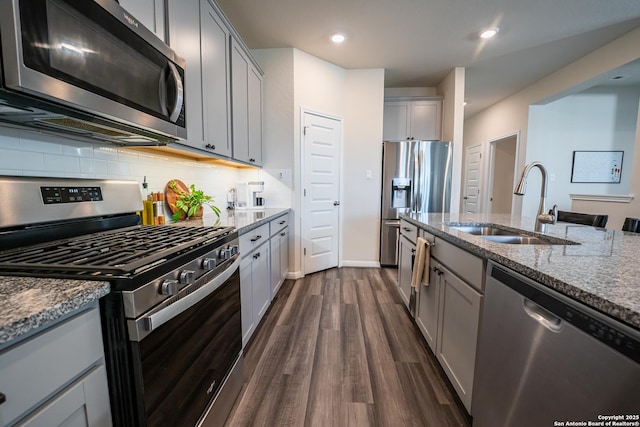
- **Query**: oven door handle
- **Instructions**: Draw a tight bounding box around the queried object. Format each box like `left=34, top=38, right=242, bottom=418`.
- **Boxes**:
left=129, top=255, right=240, bottom=342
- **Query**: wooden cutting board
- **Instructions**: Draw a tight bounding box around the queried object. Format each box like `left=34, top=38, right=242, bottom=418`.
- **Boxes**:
left=164, top=179, right=189, bottom=215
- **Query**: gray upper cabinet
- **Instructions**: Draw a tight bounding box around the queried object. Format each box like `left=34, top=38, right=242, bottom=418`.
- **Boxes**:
left=168, top=0, right=232, bottom=158
left=383, top=99, right=442, bottom=141
left=118, top=0, right=166, bottom=41
left=231, top=39, right=263, bottom=166
left=166, top=0, right=263, bottom=165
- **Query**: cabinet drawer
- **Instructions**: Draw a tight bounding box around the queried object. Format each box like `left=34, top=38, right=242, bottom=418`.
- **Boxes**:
left=432, top=238, right=484, bottom=292
left=239, top=223, right=270, bottom=257
left=399, top=219, right=418, bottom=244
left=420, top=229, right=435, bottom=245
left=0, top=307, right=105, bottom=426
left=269, top=214, right=289, bottom=237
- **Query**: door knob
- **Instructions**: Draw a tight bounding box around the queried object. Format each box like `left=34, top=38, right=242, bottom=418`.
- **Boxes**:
left=333, top=201, right=340, bottom=206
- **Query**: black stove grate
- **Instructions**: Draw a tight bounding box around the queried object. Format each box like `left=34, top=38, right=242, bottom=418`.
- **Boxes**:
left=0, top=225, right=233, bottom=277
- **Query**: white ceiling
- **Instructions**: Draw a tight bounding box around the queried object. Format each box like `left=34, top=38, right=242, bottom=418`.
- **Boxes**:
left=216, top=0, right=640, bottom=117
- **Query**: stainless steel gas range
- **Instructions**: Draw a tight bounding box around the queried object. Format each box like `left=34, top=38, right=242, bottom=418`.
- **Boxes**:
left=0, top=176, right=243, bottom=427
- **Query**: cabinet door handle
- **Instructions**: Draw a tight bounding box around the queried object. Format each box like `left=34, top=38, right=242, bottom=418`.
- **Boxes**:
left=253, top=252, right=261, bottom=259
left=0, top=393, right=6, bottom=405
left=280, top=232, right=286, bottom=237
left=279, top=221, right=286, bottom=225
left=251, top=235, right=262, bottom=242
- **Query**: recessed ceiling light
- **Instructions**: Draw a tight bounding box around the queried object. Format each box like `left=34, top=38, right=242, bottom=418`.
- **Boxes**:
left=479, top=27, right=499, bottom=39
left=331, top=33, right=346, bottom=44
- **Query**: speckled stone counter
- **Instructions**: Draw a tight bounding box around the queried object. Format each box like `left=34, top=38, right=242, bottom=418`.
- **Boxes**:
left=402, top=213, right=640, bottom=330
left=0, top=277, right=109, bottom=347
left=173, top=208, right=291, bottom=235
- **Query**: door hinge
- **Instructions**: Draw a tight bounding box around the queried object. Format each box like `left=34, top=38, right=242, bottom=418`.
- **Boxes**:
left=304, top=126, right=308, bottom=135
left=304, top=248, right=307, bottom=255
left=304, top=189, right=306, bottom=197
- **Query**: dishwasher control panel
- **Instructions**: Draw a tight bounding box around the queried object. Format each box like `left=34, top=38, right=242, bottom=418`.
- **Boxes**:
left=565, top=306, right=639, bottom=364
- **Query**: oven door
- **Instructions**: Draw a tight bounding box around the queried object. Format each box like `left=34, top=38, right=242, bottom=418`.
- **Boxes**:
left=131, top=257, right=242, bottom=427
left=0, top=0, right=186, bottom=138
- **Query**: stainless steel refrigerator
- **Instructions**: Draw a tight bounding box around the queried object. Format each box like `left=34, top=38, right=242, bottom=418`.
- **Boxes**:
left=380, top=140, right=453, bottom=266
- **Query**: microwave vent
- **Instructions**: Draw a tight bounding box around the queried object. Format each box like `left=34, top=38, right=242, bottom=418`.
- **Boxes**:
left=36, top=117, right=132, bottom=137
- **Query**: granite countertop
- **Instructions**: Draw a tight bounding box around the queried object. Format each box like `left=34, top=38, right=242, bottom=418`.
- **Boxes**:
left=0, top=277, right=109, bottom=347
left=173, top=207, right=291, bottom=234
left=402, top=213, right=640, bottom=330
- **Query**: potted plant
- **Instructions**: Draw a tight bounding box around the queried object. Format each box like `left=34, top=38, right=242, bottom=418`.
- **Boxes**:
left=168, top=180, right=221, bottom=222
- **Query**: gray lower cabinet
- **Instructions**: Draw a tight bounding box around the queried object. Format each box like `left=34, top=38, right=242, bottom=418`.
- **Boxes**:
left=118, top=0, right=165, bottom=41
left=398, top=219, right=418, bottom=309
left=414, top=232, right=484, bottom=413
left=434, top=262, right=482, bottom=413
left=397, top=235, right=414, bottom=308
left=416, top=260, right=441, bottom=352
left=0, top=305, right=112, bottom=427
left=240, top=224, right=271, bottom=347
left=269, top=214, right=289, bottom=297
left=168, top=0, right=231, bottom=157
left=231, top=39, right=263, bottom=166
left=240, top=214, right=290, bottom=347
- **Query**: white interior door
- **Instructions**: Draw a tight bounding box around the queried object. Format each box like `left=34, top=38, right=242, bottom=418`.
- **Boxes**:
left=302, top=112, right=342, bottom=274
left=463, top=145, right=482, bottom=213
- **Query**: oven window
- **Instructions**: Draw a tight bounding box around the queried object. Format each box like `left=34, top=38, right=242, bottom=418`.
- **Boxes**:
left=19, top=0, right=184, bottom=124
left=139, top=270, right=241, bottom=427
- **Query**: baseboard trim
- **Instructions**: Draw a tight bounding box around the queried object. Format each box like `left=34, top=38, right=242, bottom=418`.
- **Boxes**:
left=287, top=271, right=304, bottom=280
left=341, top=260, right=381, bottom=268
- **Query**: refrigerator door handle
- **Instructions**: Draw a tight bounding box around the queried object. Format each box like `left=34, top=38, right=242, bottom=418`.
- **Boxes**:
left=414, top=145, right=423, bottom=212
left=385, top=220, right=401, bottom=228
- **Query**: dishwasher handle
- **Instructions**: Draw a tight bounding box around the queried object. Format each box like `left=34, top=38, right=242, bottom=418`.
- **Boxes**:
left=523, top=298, right=563, bottom=333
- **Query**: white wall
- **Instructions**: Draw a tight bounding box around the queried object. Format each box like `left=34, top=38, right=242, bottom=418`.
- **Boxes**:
left=438, top=67, right=466, bottom=214
left=253, top=47, right=385, bottom=276
left=464, top=27, right=640, bottom=220
left=524, top=85, right=640, bottom=216
left=244, top=48, right=295, bottom=209
left=0, top=126, right=242, bottom=216
left=342, top=69, right=385, bottom=267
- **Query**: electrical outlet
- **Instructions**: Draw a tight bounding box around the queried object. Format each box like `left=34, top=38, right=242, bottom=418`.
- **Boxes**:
left=366, top=169, right=372, bottom=179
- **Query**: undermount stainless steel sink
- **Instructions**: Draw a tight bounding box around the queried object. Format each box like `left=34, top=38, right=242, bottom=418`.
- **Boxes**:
left=482, top=235, right=558, bottom=245
left=450, top=225, right=520, bottom=236
left=446, top=223, right=579, bottom=246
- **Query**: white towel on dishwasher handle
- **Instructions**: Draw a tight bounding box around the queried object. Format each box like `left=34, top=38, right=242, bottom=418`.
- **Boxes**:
left=411, top=237, right=431, bottom=292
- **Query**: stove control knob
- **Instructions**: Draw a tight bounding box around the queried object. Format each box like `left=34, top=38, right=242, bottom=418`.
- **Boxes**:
left=161, top=280, right=179, bottom=295
left=219, top=248, right=231, bottom=260
left=180, top=270, right=195, bottom=285
left=202, top=257, right=217, bottom=270
left=230, top=245, right=239, bottom=256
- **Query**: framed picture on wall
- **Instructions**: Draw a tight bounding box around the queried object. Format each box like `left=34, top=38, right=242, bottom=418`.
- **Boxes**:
left=571, top=150, right=623, bottom=183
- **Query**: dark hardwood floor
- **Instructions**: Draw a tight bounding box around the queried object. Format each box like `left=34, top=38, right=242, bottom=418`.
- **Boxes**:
left=225, top=267, right=470, bottom=427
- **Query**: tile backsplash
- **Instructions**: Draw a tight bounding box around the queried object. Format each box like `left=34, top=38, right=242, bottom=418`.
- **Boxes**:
left=0, top=126, right=292, bottom=217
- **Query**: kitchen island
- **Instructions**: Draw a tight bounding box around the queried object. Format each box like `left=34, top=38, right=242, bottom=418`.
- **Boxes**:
left=402, top=212, right=640, bottom=329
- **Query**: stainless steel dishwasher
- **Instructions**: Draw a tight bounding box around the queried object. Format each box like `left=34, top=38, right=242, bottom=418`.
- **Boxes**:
left=473, top=261, right=640, bottom=427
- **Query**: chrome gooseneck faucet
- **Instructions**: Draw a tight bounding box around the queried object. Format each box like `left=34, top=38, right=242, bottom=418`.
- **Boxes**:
left=514, top=161, right=558, bottom=233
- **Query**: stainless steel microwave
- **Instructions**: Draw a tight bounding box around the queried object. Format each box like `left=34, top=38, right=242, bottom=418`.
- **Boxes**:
left=0, top=0, right=186, bottom=145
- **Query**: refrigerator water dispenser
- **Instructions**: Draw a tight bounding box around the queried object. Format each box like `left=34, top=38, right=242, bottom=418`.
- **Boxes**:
left=391, top=178, right=411, bottom=208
